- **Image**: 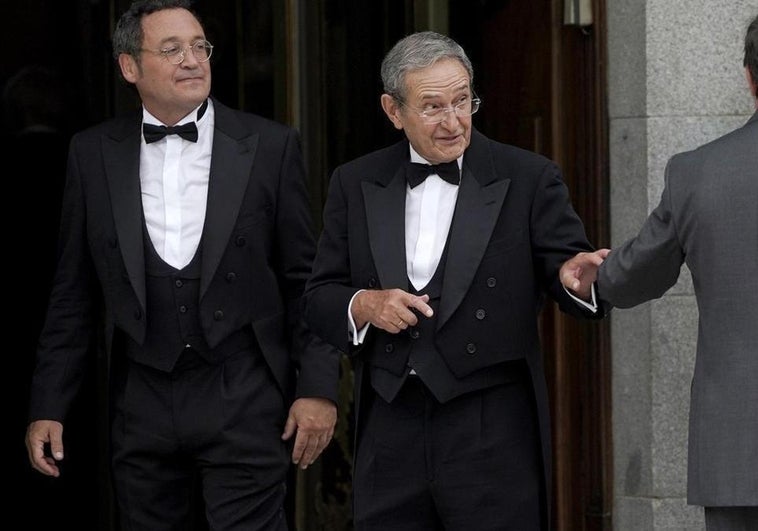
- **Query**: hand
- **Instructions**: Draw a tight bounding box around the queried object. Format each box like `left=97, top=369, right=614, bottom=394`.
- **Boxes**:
left=26, top=420, right=64, bottom=477
left=559, top=249, right=610, bottom=301
left=352, top=288, right=433, bottom=333
left=281, top=397, right=337, bottom=470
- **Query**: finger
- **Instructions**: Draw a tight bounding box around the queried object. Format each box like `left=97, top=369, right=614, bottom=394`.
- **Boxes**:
left=560, top=265, right=580, bottom=288
left=409, top=296, right=433, bottom=318
left=290, top=432, right=307, bottom=465
left=297, top=435, right=319, bottom=470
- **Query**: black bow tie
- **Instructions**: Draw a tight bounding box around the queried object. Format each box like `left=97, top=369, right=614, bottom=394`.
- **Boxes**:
left=142, top=99, right=208, bottom=144
left=406, top=160, right=460, bottom=188
left=143, top=121, right=198, bottom=143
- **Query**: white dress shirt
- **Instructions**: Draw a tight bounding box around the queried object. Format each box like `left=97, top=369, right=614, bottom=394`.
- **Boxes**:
left=140, top=100, right=214, bottom=269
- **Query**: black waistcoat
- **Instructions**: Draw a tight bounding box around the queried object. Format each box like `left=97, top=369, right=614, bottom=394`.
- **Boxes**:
left=123, top=224, right=253, bottom=372
left=369, top=242, right=523, bottom=404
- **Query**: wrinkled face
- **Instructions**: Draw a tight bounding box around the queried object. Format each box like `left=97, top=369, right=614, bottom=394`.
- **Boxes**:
left=118, top=8, right=211, bottom=125
left=381, top=58, right=473, bottom=164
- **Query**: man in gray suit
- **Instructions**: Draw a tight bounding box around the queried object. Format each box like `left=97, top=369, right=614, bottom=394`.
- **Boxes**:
left=562, top=14, right=757, bottom=531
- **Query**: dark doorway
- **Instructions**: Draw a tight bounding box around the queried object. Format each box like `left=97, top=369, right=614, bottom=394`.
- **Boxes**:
left=7, top=1, right=610, bottom=530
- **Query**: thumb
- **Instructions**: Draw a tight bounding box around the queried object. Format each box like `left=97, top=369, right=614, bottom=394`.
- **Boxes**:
left=49, top=424, right=65, bottom=461
left=281, top=415, right=296, bottom=441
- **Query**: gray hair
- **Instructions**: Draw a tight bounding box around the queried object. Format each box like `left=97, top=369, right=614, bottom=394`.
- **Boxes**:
left=381, top=31, right=474, bottom=100
left=112, top=0, right=197, bottom=61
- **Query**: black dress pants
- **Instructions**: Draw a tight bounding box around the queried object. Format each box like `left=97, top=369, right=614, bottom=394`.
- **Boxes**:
left=110, top=347, right=289, bottom=531
left=353, top=375, right=544, bottom=530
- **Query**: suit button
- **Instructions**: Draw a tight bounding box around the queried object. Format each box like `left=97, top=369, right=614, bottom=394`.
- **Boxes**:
left=108, top=237, right=118, bottom=249
left=368, top=277, right=377, bottom=288
left=410, top=329, right=420, bottom=339
left=384, top=343, right=394, bottom=353
left=235, top=236, right=246, bottom=247
left=486, top=277, right=497, bottom=288
left=133, top=308, right=142, bottom=320
left=466, top=343, right=477, bottom=354
left=175, top=279, right=183, bottom=288
left=475, top=309, right=486, bottom=320
left=179, top=305, right=187, bottom=313
left=214, top=310, right=224, bottom=321
left=226, top=272, right=237, bottom=282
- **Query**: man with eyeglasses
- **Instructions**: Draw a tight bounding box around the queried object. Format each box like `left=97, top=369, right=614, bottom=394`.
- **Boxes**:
left=304, top=31, right=604, bottom=530
left=24, top=1, right=339, bottom=529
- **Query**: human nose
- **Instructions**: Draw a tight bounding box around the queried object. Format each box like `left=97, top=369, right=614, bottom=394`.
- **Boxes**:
left=178, top=46, right=199, bottom=66
left=438, top=107, right=461, bottom=126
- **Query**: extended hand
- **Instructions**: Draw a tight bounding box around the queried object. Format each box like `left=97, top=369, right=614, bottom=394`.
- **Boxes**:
left=559, top=249, right=610, bottom=300
left=26, top=420, right=64, bottom=477
left=281, top=397, right=337, bottom=469
left=351, top=288, right=433, bottom=332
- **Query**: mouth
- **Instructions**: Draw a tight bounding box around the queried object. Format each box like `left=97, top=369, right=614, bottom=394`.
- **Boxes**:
left=436, top=133, right=462, bottom=143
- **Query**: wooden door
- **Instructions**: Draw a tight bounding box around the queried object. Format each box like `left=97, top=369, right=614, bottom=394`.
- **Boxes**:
left=449, top=1, right=612, bottom=529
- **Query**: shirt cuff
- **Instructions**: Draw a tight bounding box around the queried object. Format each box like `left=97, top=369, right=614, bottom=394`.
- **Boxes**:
left=348, top=289, right=371, bottom=345
left=564, top=283, right=599, bottom=313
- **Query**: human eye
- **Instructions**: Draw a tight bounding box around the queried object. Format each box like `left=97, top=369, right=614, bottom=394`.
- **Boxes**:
left=161, top=43, right=182, bottom=57
left=454, top=95, right=471, bottom=108
left=192, top=40, right=209, bottom=52
left=421, top=102, right=443, bottom=116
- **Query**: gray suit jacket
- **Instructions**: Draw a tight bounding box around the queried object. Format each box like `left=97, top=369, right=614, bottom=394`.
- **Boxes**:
left=598, top=111, right=758, bottom=506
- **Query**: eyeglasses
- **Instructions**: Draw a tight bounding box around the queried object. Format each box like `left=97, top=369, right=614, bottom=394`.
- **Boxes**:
left=396, top=94, right=481, bottom=124
left=141, top=40, right=214, bottom=65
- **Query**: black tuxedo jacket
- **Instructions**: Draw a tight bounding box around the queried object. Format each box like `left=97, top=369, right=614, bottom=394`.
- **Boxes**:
left=304, top=128, right=604, bottom=506
left=29, top=98, right=338, bottom=422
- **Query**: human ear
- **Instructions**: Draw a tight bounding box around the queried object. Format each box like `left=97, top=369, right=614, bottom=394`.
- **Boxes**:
left=380, top=94, right=404, bottom=130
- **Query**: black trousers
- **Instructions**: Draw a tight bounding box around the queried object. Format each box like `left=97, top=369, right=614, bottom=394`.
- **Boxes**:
left=353, top=374, right=544, bottom=531
left=110, top=347, right=289, bottom=531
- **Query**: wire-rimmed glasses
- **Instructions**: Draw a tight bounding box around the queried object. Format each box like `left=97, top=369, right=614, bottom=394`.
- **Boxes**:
left=396, top=93, right=481, bottom=124
left=141, top=40, right=214, bottom=65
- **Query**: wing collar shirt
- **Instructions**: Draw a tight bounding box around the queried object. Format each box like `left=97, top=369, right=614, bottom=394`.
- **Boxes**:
left=140, top=99, right=214, bottom=269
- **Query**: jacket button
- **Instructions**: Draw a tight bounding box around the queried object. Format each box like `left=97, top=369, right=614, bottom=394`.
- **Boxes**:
left=175, top=279, right=183, bottom=288
left=466, top=343, right=477, bottom=354
left=384, top=343, right=394, bottom=353
left=486, top=277, right=497, bottom=287
left=226, top=272, right=237, bottom=282
left=214, top=310, right=224, bottom=321
left=235, top=236, right=246, bottom=247
left=108, top=237, right=118, bottom=249
left=368, top=277, right=377, bottom=288
left=410, top=329, right=420, bottom=339
left=475, top=309, right=486, bottom=320
left=179, top=305, right=187, bottom=313
left=133, top=308, right=142, bottom=320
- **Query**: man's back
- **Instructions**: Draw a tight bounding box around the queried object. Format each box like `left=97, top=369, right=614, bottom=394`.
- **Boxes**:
left=597, top=112, right=758, bottom=506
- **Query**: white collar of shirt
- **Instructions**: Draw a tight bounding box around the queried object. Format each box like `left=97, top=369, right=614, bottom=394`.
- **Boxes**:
left=405, top=146, right=462, bottom=291
left=140, top=99, right=214, bottom=269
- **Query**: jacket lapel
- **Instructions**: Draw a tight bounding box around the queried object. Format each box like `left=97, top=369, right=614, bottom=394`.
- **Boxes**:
left=438, top=131, right=510, bottom=328
left=103, top=114, right=146, bottom=312
left=362, top=162, right=408, bottom=291
left=200, top=102, right=258, bottom=298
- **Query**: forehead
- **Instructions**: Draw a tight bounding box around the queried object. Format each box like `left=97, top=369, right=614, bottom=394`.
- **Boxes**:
left=403, top=58, right=470, bottom=100
left=141, top=8, right=204, bottom=44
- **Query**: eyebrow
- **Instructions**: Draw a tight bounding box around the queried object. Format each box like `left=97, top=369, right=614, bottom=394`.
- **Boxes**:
left=418, top=85, right=471, bottom=101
